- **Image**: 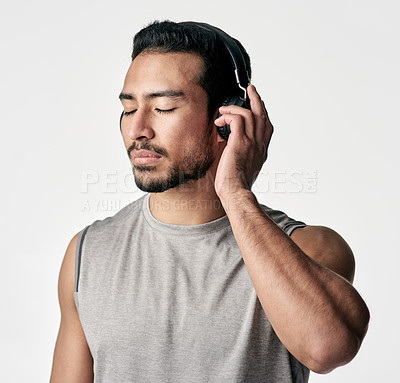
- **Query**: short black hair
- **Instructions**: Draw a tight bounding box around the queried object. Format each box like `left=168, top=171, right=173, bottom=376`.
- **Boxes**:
left=131, top=20, right=252, bottom=120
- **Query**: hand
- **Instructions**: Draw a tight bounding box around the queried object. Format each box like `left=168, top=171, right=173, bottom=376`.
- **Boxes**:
left=214, top=84, right=274, bottom=200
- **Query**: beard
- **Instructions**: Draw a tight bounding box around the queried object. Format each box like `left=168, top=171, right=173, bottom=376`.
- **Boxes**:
left=129, top=136, right=215, bottom=193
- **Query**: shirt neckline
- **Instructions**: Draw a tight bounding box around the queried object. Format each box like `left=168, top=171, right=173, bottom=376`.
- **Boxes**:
left=141, top=193, right=231, bottom=235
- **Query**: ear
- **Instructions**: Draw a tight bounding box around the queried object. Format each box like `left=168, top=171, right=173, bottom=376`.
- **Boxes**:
left=215, top=125, right=226, bottom=143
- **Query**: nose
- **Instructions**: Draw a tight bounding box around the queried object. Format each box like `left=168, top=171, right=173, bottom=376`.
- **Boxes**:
left=120, top=108, right=154, bottom=141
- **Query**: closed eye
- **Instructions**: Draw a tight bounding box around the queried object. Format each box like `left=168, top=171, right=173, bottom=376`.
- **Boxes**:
left=123, top=110, right=136, bottom=116
left=155, top=108, right=176, bottom=114
left=123, top=108, right=176, bottom=116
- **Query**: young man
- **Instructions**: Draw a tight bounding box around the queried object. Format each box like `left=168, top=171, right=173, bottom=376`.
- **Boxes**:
left=50, top=21, right=369, bottom=382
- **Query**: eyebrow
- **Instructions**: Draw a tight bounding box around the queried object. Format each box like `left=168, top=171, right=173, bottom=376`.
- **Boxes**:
left=118, top=90, right=186, bottom=101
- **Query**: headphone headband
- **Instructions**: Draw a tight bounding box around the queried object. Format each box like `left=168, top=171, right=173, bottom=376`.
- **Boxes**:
left=179, top=21, right=250, bottom=97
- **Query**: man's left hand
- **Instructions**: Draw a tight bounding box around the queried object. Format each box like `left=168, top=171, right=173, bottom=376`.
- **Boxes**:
left=214, top=85, right=274, bottom=200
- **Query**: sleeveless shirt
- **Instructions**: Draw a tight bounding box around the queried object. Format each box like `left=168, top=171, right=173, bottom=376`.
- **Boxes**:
left=74, top=194, right=310, bottom=382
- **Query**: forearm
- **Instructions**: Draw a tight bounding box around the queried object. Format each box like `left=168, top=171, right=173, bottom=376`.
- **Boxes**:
left=221, top=190, right=369, bottom=373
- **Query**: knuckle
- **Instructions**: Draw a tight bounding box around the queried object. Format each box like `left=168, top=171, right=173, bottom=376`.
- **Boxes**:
left=242, top=137, right=252, bottom=148
left=243, top=108, right=253, bottom=117
left=233, top=114, right=245, bottom=126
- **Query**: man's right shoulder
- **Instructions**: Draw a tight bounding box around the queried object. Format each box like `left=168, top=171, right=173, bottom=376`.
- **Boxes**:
left=83, top=194, right=147, bottom=234
left=73, top=195, right=147, bottom=276
left=50, top=231, right=94, bottom=382
left=58, top=231, right=81, bottom=314
left=66, top=195, right=143, bottom=302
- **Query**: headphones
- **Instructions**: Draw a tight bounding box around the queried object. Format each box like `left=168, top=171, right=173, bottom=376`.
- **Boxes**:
left=179, top=22, right=251, bottom=140
left=120, top=22, right=251, bottom=140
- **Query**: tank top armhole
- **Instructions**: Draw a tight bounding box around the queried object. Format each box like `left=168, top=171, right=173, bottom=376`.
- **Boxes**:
left=74, top=225, right=90, bottom=293
left=287, top=222, right=307, bottom=237
left=260, top=204, right=307, bottom=237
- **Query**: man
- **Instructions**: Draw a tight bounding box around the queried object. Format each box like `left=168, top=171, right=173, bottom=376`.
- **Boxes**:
left=50, top=21, right=369, bottom=382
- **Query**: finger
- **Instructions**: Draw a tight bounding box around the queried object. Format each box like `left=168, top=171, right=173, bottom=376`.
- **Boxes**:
left=248, top=85, right=274, bottom=146
left=218, top=105, right=255, bottom=140
left=246, top=85, right=267, bottom=146
left=214, top=112, right=247, bottom=141
left=261, top=100, right=274, bottom=144
left=248, top=84, right=272, bottom=125
left=248, top=84, right=265, bottom=117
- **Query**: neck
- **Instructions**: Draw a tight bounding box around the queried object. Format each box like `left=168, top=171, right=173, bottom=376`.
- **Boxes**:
left=148, top=173, right=226, bottom=225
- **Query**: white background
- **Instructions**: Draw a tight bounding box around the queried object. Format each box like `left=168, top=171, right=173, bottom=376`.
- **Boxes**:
left=1, top=0, right=398, bottom=381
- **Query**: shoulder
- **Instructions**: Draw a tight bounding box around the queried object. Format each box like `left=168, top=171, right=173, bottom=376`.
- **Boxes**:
left=72, top=196, right=146, bottom=277
left=51, top=232, right=94, bottom=381
left=290, top=225, right=355, bottom=283
left=85, top=195, right=146, bottom=235
left=58, top=232, right=81, bottom=315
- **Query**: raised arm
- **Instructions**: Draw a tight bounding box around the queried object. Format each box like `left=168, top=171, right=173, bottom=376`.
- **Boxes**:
left=214, top=85, right=370, bottom=373
left=50, top=233, right=94, bottom=383
left=221, top=192, right=369, bottom=373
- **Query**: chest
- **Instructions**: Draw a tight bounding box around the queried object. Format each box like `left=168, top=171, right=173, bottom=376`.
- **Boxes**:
left=77, top=233, right=265, bottom=353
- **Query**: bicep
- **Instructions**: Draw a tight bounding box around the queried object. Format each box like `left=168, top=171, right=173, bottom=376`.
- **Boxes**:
left=50, top=233, right=94, bottom=383
left=290, top=225, right=355, bottom=283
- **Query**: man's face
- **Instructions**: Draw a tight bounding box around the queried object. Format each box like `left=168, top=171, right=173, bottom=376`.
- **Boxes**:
left=119, top=52, right=218, bottom=193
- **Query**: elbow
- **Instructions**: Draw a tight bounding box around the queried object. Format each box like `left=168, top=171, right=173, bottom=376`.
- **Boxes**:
left=307, top=320, right=370, bottom=374
left=307, top=334, right=359, bottom=374
left=308, top=301, right=370, bottom=374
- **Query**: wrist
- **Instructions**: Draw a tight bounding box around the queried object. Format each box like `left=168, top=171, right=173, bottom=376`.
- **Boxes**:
left=218, top=188, right=257, bottom=214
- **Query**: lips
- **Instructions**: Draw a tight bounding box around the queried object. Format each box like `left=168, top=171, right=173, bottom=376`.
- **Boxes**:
left=130, top=149, right=162, bottom=165
left=131, top=149, right=162, bottom=158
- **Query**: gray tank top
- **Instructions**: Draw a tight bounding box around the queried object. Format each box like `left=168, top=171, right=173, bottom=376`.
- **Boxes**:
left=74, top=194, right=309, bottom=382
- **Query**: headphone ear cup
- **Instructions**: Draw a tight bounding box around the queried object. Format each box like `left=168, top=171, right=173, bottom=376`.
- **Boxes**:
left=216, top=94, right=248, bottom=140
left=216, top=96, right=233, bottom=140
